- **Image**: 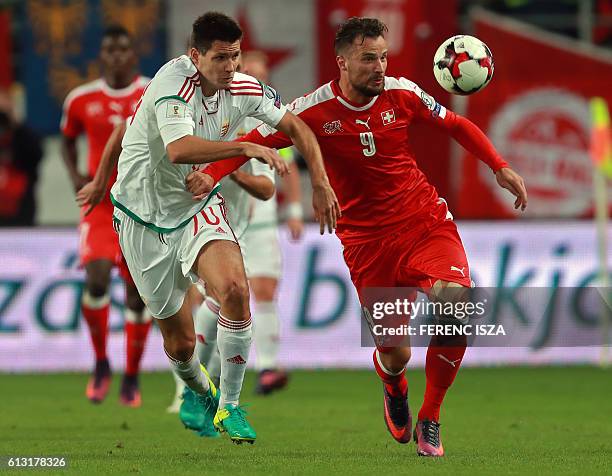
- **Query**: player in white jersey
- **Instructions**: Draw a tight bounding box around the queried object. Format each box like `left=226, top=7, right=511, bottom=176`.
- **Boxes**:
left=108, top=12, right=340, bottom=444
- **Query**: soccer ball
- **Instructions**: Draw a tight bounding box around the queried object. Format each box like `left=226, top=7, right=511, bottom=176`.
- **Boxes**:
left=433, top=35, right=494, bottom=95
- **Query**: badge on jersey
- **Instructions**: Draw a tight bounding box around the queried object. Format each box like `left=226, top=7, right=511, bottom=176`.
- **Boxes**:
left=166, top=101, right=186, bottom=119
left=220, top=119, right=230, bottom=137
left=381, top=109, right=396, bottom=126
left=420, top=89, right=446, bottom=119
left=264, top=84, right=282, bottom=109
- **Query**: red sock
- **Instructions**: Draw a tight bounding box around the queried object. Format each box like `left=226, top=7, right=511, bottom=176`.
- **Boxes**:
left=418, top=340, right=466, bottom=422
left=125, top=320, right=152, bottom=377
left=82, top=301, right=110, bottom=362
left=372, top=349, right=408, bottom=396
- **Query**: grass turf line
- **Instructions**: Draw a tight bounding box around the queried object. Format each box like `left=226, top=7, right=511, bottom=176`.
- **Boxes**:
left=0, top=367, right=611, bottom=475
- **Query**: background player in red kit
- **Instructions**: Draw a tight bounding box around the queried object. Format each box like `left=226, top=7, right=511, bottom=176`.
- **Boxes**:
left=194, top=17, right=527, bottom=456
left=60, top=25, right=151, bottom=407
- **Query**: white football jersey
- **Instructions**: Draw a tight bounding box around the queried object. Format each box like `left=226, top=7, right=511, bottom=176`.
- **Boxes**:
left=110, top=55, right=287, bottom=232
left=220, top=116, right=275, bottom=238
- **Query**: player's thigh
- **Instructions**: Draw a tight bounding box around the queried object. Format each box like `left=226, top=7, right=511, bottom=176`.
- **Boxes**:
left=194, top=239, right=248, bottom=298
left=114, top=209, right=190, bottom=319
left=79, top=199, right=119, bottom=267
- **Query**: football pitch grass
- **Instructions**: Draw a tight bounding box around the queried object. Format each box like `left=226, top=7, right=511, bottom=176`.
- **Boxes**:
left=1, top=367, right=611, bottom=475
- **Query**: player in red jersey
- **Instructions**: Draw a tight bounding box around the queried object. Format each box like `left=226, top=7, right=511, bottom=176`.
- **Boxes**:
left=191, top=17, right=527, bottom=456
left=61, top=25, right=151, bottom=407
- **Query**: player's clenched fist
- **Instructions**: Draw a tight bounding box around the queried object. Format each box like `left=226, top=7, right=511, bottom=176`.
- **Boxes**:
left=312, top=182, right=341, bottom=235
left=186, top=171, right=215, bottom=201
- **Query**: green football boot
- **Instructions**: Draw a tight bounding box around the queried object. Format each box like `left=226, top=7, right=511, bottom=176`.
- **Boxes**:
left=195, top=386, right=220, bottom=438
left=179, top=387, right=202, bottom=430
left=213, top=404, right=256, bottom=444
left=178, top=366, right=220, bottom=438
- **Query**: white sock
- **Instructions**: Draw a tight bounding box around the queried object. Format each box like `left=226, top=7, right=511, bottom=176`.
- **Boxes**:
left=165, top=349, right=210, bottom=395
left=207, top=348, right=221, bottom=389
left=172, top=369, right=186, bottom=394
left=253, top=301, right=280, bottom=371
left=217, top=313, right=252, bottom=407
left=194, top=298, right=220, bottom=376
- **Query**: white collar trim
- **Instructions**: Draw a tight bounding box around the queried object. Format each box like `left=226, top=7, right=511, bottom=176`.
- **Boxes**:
left=336, top=94, right=378, bottom=111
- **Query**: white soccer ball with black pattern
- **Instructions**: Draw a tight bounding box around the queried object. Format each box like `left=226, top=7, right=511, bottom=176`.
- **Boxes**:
left=433, top=35, right=494, bottom=95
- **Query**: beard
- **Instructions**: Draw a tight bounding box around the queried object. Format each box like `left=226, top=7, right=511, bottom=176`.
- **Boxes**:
left=352, top=78, right=384, bottom=97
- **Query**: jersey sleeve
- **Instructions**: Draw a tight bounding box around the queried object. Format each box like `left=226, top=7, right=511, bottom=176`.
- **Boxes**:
left=397, top=78, right=508, bottom=172
left=235, top=80, right=288, bottom=128
left=60, top=94, right=83, bottom=138
left=153, top=73, right=196, bottom=147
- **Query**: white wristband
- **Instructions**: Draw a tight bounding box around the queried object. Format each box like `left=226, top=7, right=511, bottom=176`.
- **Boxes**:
left=286, top=202, right=303, bottom=220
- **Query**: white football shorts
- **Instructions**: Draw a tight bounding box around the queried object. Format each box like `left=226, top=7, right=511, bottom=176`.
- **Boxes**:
left=114, top=196, right=237, bottom=318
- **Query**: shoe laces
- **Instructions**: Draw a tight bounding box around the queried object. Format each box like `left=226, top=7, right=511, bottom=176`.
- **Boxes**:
left=227, top=405, right=250, bottom=426
left=421, top=420, right=440, bottom=447
left=385, top=388, right=408, bottom=426
left=196, top=391, right=216, bottom=412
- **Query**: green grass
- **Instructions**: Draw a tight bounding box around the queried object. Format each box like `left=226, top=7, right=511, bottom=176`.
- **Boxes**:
left=1, top=367, right=611, bottom=475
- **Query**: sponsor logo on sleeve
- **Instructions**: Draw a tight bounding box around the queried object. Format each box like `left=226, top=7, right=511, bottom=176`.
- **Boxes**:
left=166, top=101, right=186, bottom=119
left=420, top=90, right=436, bottom=111
left=264, top=84, right=282, bottom=109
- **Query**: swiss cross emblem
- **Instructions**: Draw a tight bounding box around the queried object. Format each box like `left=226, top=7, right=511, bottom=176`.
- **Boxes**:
left=381, top=109, right=395, bottom=125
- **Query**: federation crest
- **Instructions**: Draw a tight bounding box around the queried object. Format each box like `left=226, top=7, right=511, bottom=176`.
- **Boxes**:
left=381, top=109, right=396, bottom=126
left=323, top=120, right=343, bottom=135
left=220, top=119, right=230, bottom=137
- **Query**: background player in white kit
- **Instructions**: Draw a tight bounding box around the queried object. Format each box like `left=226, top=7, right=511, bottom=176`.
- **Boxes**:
left=109, top=12, right=340, bottom=444
left=240, top=52, right=304, bottom=395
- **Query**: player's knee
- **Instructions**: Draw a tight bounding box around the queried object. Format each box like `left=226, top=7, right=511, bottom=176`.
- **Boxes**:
left=392, top=346, right=411, bottom=367
left=166, top=334, right=196, bottom=362
left=86, top=281, right=109, bottom=298
left=218, top=279, right=250, bottom=311
left=85, top=272, right=111, bottom=297
left=125, top=293, right=145, bottom=313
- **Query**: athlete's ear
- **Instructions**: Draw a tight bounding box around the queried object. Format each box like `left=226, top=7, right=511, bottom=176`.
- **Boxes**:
left=189, top=47, right=200, bottom=65
left=337, top=55, right=347, bottom=72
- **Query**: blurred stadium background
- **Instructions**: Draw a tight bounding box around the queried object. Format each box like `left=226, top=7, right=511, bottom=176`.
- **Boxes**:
left=0, top=0, right=611, bottom=472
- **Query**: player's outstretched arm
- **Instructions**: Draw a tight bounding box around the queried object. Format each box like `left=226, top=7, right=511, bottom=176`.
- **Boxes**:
left=76, top=121, right=126, bottom=215
left=430, top=111, right=528, bottom=211
left=166, top=134, right=281, bottom=166
left=274, top=112, right=341, bottom=234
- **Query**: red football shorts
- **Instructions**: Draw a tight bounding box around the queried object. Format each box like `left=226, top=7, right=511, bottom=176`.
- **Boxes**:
left=343, top=217, right=472, bottom=297
left=342, top=215, right=472, bottom=352
left=78, top=196, right=132, bottom=283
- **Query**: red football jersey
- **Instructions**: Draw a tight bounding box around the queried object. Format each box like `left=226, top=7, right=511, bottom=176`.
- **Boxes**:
left=61, top=76, right=149, bottom=183
left=243, top=78, right=486, bottom=244
left=209, top=77, right=507, bottom=244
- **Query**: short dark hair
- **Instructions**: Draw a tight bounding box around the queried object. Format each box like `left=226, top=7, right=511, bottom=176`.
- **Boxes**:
left=334, top=17, right=388, bottom=54
left=102, top=24, right=131, bottom=41
left=191, top=12, right=243, bottom=53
